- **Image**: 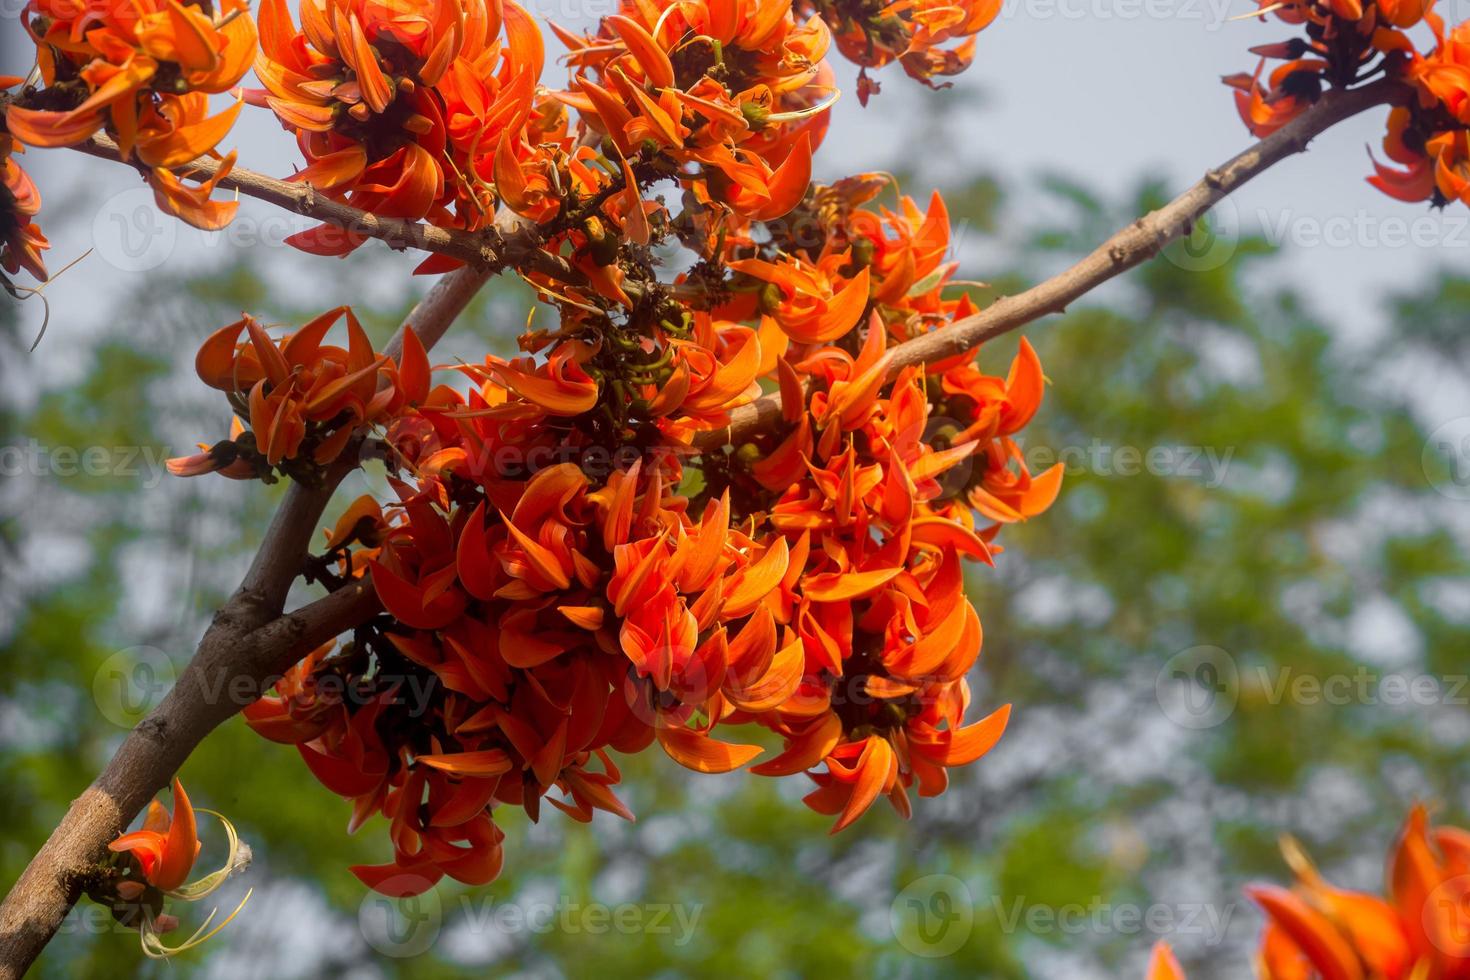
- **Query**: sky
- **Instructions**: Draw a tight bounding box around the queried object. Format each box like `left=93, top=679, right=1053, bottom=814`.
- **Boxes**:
left=6, top=7, right=1469, bottom=382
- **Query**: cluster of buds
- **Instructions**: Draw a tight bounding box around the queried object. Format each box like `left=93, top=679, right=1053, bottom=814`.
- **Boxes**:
left=1146, top=804, right=1470, bottom=979
left=4, top=0, right=257, bottom=230
left=95, top=779, right=252, bottom=958
left=1226, top=0, right=1470, bottom=209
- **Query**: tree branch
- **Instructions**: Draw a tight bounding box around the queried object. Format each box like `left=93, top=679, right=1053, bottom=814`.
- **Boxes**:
left=66, top=132, right=581, bottom=284
left=697, top=79, right=1410, bottom=451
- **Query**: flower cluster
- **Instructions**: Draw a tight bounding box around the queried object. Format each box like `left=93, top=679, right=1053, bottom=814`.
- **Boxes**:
left=794, top=0, right=1002, bottom=102
left=6, top=0, right=256, bottom=229
left=191, top=169, right=1058, bottom=893
left=97, top=779, right=251, bottom=958
left=1226, top=0, right=1435, bottom=136
left=0, top=128, right=47, bottom=287
left=167, top=308, right=429, bottom=483
left=247, top=0, right=547, bottom=261
left=121, top=0, right=1054, bottom=900
left=551, top=0, right=835, bottom=219
left=1225, top=0, right=1470, bottom=209
left=1373, top=19, right=1470, bottom=205
left=1145, top=804, right=1470, bottom=979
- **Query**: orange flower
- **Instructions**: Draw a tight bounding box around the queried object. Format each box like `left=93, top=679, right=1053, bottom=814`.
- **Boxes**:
left=0, top=134, right=48, bottom=283
left=1411, top=20, right=1470, bottom=124
left=241, top=642, right=344, bottom=743
left=110, top=778, right=201, bottom=893
left=171, top=309, right=430, bottom=479
left=798, top=0, right=1000, bottom=100
left=103, top=778, right=252, bottom=957
left=149, top=150, right=240, bottom=231
left=485, top=342, right=601, bottom=417
left=1368, top=107, right=1437, bottom=203
left=248, top=0, right=541, bottom=256
left=8, top=0, right=255, bottom=229
left=1359, top=17, right=1470, bottom=209
left=730, top=257, right=871, bottom=345
left=1242, top=807, right=1470, bottom=980
left=1225, top=58, right=1327, bottom=138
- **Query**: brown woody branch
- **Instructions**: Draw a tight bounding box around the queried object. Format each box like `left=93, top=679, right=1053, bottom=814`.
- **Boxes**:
left=697, top=79, right=1410, bottom=451
left=67, top=132, right=582, bottom=285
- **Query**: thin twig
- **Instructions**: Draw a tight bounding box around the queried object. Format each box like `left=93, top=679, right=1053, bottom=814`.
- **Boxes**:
left=66, top=132, right=582, bottom=285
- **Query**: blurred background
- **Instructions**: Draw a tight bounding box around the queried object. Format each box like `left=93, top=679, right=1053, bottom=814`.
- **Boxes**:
left=4, top=6, right=1470, bottom=979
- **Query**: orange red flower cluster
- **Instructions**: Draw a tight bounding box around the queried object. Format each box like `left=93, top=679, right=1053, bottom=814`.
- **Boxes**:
left=229, top=324, right=1052, bottom=891
left=103, top=0, right=1054, bottom=900
left=192, top=171, right=1059, bottom=893
left=1226, top=0, right=1470, bottom=208
left=0, top=128, right=47, bottom=286
left=794, top=0, right=1002, bottom=102
left=1371, top=19, right=1470, bottom=205
left=6, top=0, right=256, bottom=229
left=1226, top=0, right=1433, bottom=136
left=550, top=0, right=835, bottom=219
left=167, top=307, right=429, bottom=482
left=247, top=0, right=548, bottom=259
left=1145, top=805, right=1470, bottom=979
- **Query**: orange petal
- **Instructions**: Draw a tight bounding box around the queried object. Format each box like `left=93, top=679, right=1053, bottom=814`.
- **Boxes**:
left=1246, top=884, right=1365, bottom=980
left=607, top=14, right=674, bottom=90
left=656, top=726, right=763, bottom=773
left=152, top=778, right=198, bottom=892
left=416, top=749, right=514, bottom=777
left=1146, top=941, right=1186, bottom=980
left=721, top=537, right=790, bottom=619
left=802, top=566, right=900, bottom=603
left=831, top=736, right=893, bottom=833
